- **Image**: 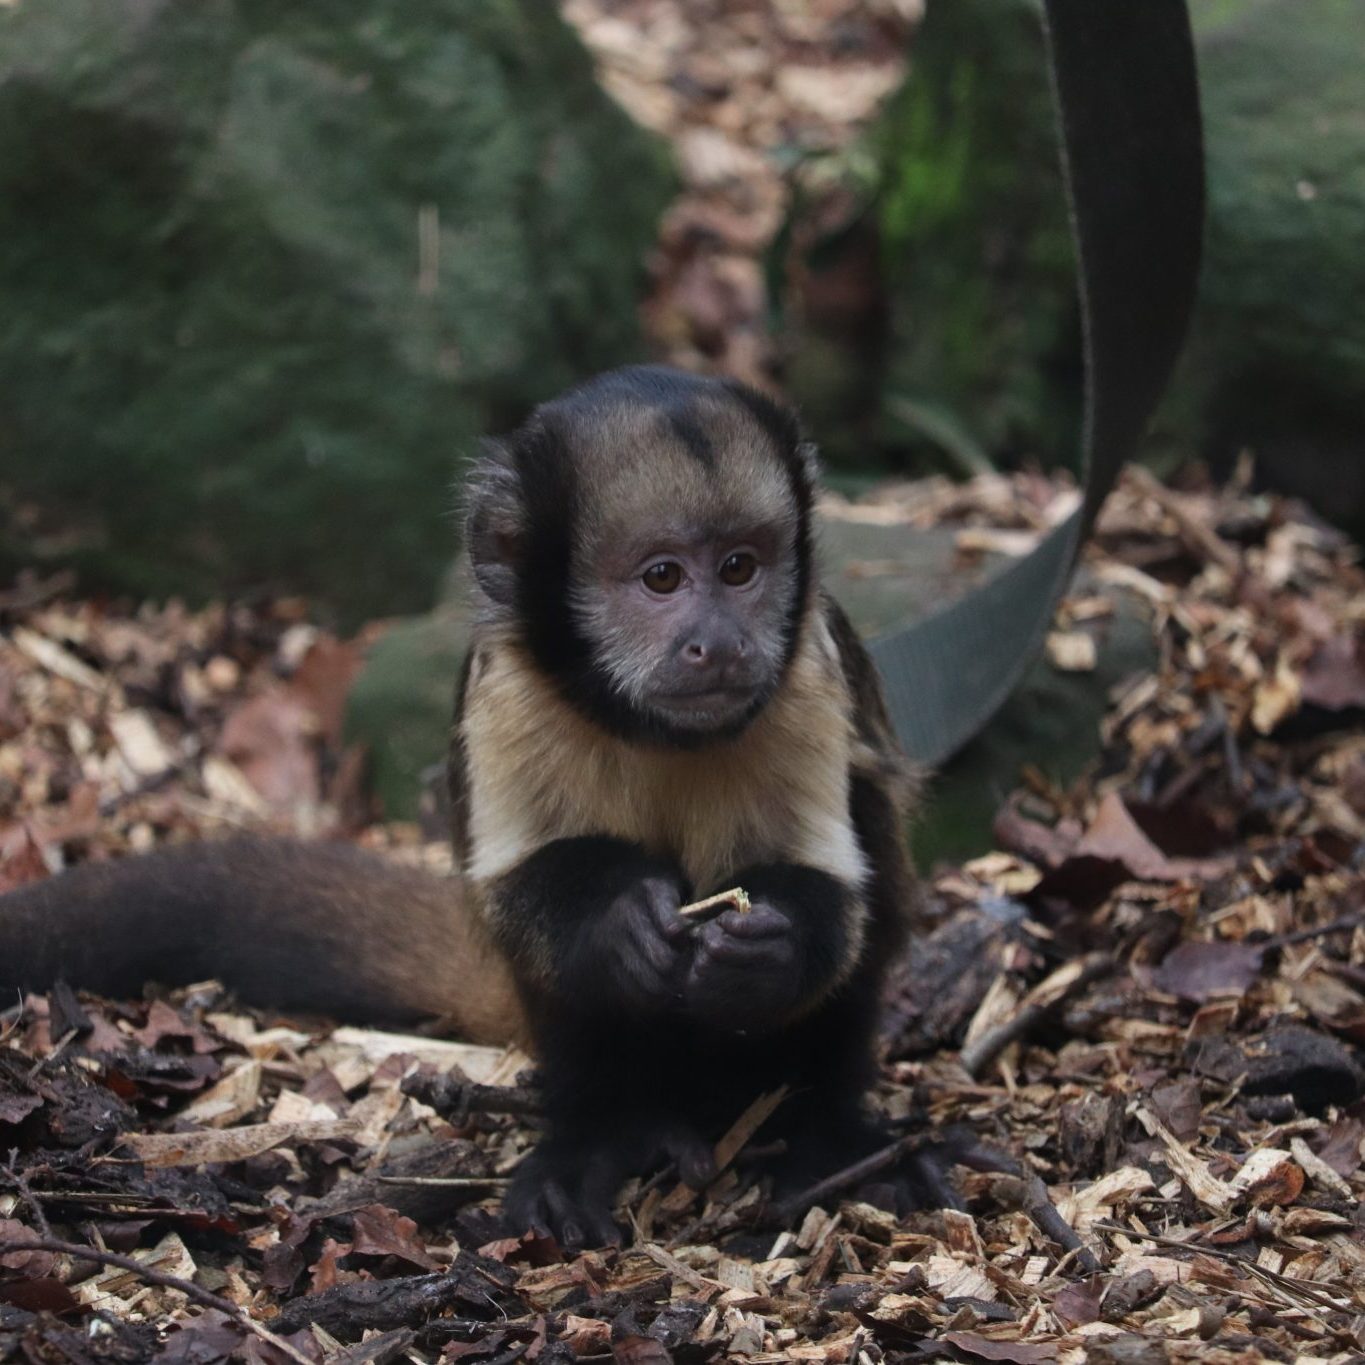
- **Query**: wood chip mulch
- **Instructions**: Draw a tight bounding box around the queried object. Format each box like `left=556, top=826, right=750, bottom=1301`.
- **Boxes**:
left=2, top=465, right=1364, bottom=1363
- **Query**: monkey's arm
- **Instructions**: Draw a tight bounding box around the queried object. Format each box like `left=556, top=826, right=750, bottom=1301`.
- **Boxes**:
left=482, top=835, right=692, bottom=1019
left=0, top=837, right=520, bottom=1041
left=486, top=835, right=724, bottom=1247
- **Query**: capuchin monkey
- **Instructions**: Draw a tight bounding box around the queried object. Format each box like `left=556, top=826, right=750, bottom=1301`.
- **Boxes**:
left=0, top=366, right=946, bottom=1246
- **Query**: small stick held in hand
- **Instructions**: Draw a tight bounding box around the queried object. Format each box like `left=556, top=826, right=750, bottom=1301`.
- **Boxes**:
left=677, top=887, right=751, bottom=922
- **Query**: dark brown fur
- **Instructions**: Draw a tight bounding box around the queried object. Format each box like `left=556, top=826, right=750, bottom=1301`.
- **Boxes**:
left=0, top=838, right=520, bottom=1042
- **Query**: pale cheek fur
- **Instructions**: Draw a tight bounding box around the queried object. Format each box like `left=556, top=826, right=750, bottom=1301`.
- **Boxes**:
left=572, top=585, right=668, bottom=703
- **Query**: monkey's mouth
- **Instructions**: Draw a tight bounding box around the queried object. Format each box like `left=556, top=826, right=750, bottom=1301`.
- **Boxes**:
left=649, top=686, right=759, bottom=726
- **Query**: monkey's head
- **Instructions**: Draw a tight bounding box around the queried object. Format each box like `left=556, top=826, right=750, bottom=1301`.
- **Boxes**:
left=465, top=366, right=817, bottom=746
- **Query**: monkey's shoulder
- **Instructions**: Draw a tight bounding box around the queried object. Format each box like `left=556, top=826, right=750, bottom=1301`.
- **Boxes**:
left=817, top=593, right=920, bottom=816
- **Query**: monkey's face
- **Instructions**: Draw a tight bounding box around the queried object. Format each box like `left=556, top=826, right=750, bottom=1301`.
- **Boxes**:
left=574, top=515, right=799, bottom=737
left=467, top=367, right=815, bottom=746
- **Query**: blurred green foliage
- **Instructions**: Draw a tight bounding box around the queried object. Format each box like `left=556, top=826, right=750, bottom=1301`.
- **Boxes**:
left=0, top=0, right=673, bottom=620
left=872, top=0, right=1077, bottom=472
left=790, top=0, right=1365, bottom=526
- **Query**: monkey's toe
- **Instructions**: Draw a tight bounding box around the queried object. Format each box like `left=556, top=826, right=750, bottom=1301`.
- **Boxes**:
left=658, top=1124, right=717, bottom=1190
left=504, top=1150, right=623, bottom=1252
left=771, top=1122, right=972, bottom=1220
left=877, top=1140, right=968, bottom=1215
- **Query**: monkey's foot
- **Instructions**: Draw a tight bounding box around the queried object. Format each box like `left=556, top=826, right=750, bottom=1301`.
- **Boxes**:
left=504, top=1146, right=622, bottom=1252
left=504, top=1124, right=716, bottom=1252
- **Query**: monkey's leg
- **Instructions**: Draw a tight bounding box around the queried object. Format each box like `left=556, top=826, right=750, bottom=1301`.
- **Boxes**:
left=485, top=836, right=711, bottom=1246
left=506, top=1002, right=727, bottom=1248
left=0, top=836, right=518, bottom=1040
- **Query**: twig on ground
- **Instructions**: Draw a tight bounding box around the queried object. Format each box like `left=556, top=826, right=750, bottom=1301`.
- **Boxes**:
left=1265, top=914, right=1363, bottom=950
left=401, top=1073, right=541, bottom=1120
left=0, top=1237, right=314, bottom=1365
left=658, top=1087, right=788, bottom=1214
left=959, top=953, right=1115, bottom=1079
left=375, top=1175, right=509, bottom=1189
left=992, top=1169, right=1102, bottom=1274
left=2, top=1157, right=53, bottom=1238
left=772, top=1135, right=918, bottom=1222
left=1091, top=1222, right=1351, bottom=1313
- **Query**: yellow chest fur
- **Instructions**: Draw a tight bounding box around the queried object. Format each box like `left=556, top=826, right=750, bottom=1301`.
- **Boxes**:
left=459, top=622, right=868, bottom=898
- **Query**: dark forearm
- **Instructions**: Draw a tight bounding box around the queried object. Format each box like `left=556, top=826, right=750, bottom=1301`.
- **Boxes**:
left=486, top=836, right=688, bottom=1010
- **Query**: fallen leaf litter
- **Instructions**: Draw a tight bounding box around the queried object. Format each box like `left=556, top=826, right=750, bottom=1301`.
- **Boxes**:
left=2, top=467, right=1363, bottom=1361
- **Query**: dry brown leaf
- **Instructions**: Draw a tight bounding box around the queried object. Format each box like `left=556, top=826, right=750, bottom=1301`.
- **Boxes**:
left=1300, top=632, right=1365, bottom=710
left=348, top=1204, right=437, bottom=1270
left=1076, top=793, right=1232, bottom=882
left=123, top=1118, right=360, bottom=1167
left=216, top=689, right=320, bottom=809
left=1149, top=939, right=1266, bottom=1002
left=0, top=826, right=49, bottom=894
left=942, top=1330, right=1057, bottom=1362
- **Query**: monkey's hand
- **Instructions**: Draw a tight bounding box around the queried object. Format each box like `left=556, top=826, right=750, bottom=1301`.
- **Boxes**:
left=492, top=838, right=692, bottom=1015
left=588, top=875, right=691, bottom=1014
left=684, top=902, right=801, bottom=1032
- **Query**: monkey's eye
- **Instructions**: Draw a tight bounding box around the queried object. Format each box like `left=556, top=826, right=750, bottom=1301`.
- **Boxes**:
left=642, top=561, right=684, bottom=594
left=719, top=551, right=758, bottom=587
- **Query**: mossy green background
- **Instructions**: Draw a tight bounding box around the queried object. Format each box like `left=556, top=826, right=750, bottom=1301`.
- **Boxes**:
left=0, top=0, right=674, bottom=621
left=792, top=0, right=1365, bottom=526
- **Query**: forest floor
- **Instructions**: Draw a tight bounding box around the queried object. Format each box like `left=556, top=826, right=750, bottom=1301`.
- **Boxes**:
left=2, top=468, right=1364, bottom=1364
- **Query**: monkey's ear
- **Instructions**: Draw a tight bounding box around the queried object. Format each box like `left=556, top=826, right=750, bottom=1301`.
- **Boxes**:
left=795, top=440, right=822, bottom=487
left=464, top=439, right=524, bottom=607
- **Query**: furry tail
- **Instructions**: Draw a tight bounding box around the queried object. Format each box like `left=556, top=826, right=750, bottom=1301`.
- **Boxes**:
left=0, top=837, right=521, bottom=1043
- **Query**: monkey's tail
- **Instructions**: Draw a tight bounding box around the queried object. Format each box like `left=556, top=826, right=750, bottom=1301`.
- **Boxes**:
left=0, top=836, right=522, bottom=1044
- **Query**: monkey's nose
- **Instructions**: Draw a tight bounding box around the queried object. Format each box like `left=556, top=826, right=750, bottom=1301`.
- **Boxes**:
left=681, top=633, right=747, bottom=673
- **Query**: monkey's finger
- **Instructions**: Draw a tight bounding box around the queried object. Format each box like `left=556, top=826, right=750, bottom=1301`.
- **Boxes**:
left=697, top=921, right=793, bottom=965
left=660, top=1129, right=717, bottom=1189
left=905, top=1147, right=966, bottom=1213
left=504, top=1177, right=553, bottom=1238
left=580, top=1205, right=623, bottom=1249
left=644, top=880, right=691, bottom=941
left=716, top=904, right=790, bottom=939
left=542, top=1180, right=587, bottom=1251
left=627, top=917, right=677, bottom=975
left=578, top=1156, right=627, bottom=1248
